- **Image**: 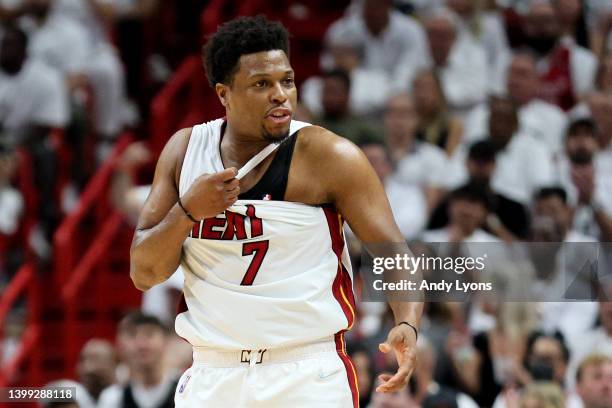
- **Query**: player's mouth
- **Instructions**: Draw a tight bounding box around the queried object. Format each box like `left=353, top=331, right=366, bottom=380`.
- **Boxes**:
left=265, top=107, right=292, bottom=125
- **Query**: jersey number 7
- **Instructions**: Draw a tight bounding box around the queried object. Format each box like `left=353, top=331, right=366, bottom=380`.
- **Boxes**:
left=240, top=240, right=269, bottom=285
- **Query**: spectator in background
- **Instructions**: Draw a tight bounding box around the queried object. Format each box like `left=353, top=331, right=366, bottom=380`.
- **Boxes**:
left=446, top=0, right=511, bottom=93
left=429, top=140, right=530, bottom=241
left=506, top=52, right=568, bottom=155
left=49, top=0, right=129, bottom=143
left=77, top=339, right=117, bottom=405
left=98, top=312, right=179, bottom=408
left=0, top=143, right=23, bottom=281
left=554, top=118, right=612, bottom=241
left=97, top=0, right=159, bottom=111
left=412, top=70, right=463, bottom=156
left=527, top=333, right=572, bottom=390
left=361, top=141, right=428, bottom=240
left=23, top=0, right=89, bottom=82
left=412, top=335, right=479, bottom=408
left=585, top=0, right=612, bottom=57
left=522, top=1, right=597, bottom=110
left=22, top=0, right=96, bottom=188
left=566, top=299, right=612, bottom=390
left=462, top=52, right=568, bottom=153
left=422, top=182, right=498, bottom=243
left=555, top=0, right=590, bottom=49
left=300, top=37, right=391, bottom=117
left=529, top=187, right=599, bottom=346
left=575, top=354, right=612, bottom=408
left=0, top=25, right=68, bottom=144
left=519, top=382, right=566, bottom=408
left=422, top=8, right=489, bottom=118
left=383, top=93, right=448, bottom=211
left=464, top=300, right=536, bottom=407
left=494, top=333, right=574, bottom=408
left=596, top=53, right=612, bottom=95
left=312, top=69, right=380, bottom=145
left=0, top=24, right=69, bottom=236
left=588, top=93, right=612, bottom=175
left=0, top=144, right=23, bottom=241
left=323, top=0, right=430, bottom=87
left=486, top=96, right=554, bottom=205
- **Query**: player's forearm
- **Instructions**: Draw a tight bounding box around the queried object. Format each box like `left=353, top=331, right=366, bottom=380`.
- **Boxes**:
left=130, top=204, right=193, bottom=290
left=389, top=301, right=423, bottom=328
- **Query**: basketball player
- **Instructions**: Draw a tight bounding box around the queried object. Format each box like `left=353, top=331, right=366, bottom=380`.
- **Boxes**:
left=130, top=16, right=422, bottom=407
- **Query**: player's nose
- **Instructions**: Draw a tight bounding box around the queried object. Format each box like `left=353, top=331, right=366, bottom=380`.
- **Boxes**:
left=270, top=81, right=288, bottom=104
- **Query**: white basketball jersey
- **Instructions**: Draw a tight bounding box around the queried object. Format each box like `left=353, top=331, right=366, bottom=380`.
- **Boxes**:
left=175, top=119, right=355, bottom=350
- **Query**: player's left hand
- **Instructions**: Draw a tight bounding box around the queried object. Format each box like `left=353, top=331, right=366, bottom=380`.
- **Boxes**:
left=376, top=323, right=417, bottom=393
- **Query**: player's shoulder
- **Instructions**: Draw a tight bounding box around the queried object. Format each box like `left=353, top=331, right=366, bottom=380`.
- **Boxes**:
left=296, top=124, right=364, bottom=162
left=155, top=127, right=193, bottom=185
left=294, top=124, right=370, bottom=186
left=163, top=127, right=193, bottom=158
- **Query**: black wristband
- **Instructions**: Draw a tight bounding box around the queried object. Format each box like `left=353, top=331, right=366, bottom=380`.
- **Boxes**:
left=177, top=197, right=199, bottom=223
left=398, top=321, right=418, bottom=341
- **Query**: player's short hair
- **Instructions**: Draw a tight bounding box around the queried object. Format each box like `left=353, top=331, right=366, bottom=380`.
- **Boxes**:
left=576, top=354, right=612, bottom=383
left=203, top=15, right=290, bottom=87
left=534, top=187, right=568, bottom=205
left=468, top=140, right=497, bottom=163
left=118, top=310, right=169, bottom=334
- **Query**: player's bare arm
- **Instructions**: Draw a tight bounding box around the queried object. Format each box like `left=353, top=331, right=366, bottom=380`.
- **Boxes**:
left=289, top=126, right=424, bottom=393
left=129, top=128, right=240, bottom=290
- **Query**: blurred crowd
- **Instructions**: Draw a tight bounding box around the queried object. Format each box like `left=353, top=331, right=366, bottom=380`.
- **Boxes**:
left=301, top=1, right=612, bottom=407
left=0, top=0, right=203, bottom=285
left=3, top=0, right=612, bottom=407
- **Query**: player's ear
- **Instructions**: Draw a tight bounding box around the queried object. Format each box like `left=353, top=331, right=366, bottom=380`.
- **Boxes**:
left=216, top=83, right=229, bottom=108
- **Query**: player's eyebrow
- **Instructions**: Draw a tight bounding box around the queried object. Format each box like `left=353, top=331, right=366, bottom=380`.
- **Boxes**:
left=247, top=70, right=294, bottom=79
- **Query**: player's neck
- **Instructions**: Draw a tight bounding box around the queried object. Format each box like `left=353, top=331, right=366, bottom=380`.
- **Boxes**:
left=221, top=122, right=272, bottom=168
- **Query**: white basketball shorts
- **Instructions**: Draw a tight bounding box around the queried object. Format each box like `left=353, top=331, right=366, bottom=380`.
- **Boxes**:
left=174, top=334, right=359, bottom=407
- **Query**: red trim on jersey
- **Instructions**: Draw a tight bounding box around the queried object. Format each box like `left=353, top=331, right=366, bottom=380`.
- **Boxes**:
left=323, top=206, right=344, bottom=257
left=324, top=207, right=356, bottom=329
left=335, top=332, right=360, bottom=408
left=177, top=293, right=188, bottom=315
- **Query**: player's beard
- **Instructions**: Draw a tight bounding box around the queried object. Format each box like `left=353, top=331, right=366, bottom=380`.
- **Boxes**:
left=261, top=127, right=290, bottom=144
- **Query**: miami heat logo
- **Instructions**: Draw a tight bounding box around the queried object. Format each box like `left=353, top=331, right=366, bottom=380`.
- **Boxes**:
left=188, top=204, right=263, bottom=240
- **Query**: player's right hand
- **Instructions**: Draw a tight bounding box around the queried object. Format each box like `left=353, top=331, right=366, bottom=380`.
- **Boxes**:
left=181, top=167, right=240, bottom=220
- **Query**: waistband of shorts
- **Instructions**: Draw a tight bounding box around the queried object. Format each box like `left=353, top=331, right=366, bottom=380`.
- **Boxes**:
left=192, top=336, right=337, bottom=367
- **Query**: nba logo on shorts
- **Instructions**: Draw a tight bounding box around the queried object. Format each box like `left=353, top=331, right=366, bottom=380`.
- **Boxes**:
left=179, top=374, right=191, bottom=393
left=263, top=194, right=272, bottom=200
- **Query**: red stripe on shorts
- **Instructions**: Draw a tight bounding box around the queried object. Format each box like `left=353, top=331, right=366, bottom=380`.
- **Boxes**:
left=335, top=332, right=360, bottom=408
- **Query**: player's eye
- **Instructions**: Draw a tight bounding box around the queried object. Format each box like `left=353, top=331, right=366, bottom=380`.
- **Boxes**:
left=254, top=80, right=267, bottom=88
left=282, top=77, right=295, bottom=87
